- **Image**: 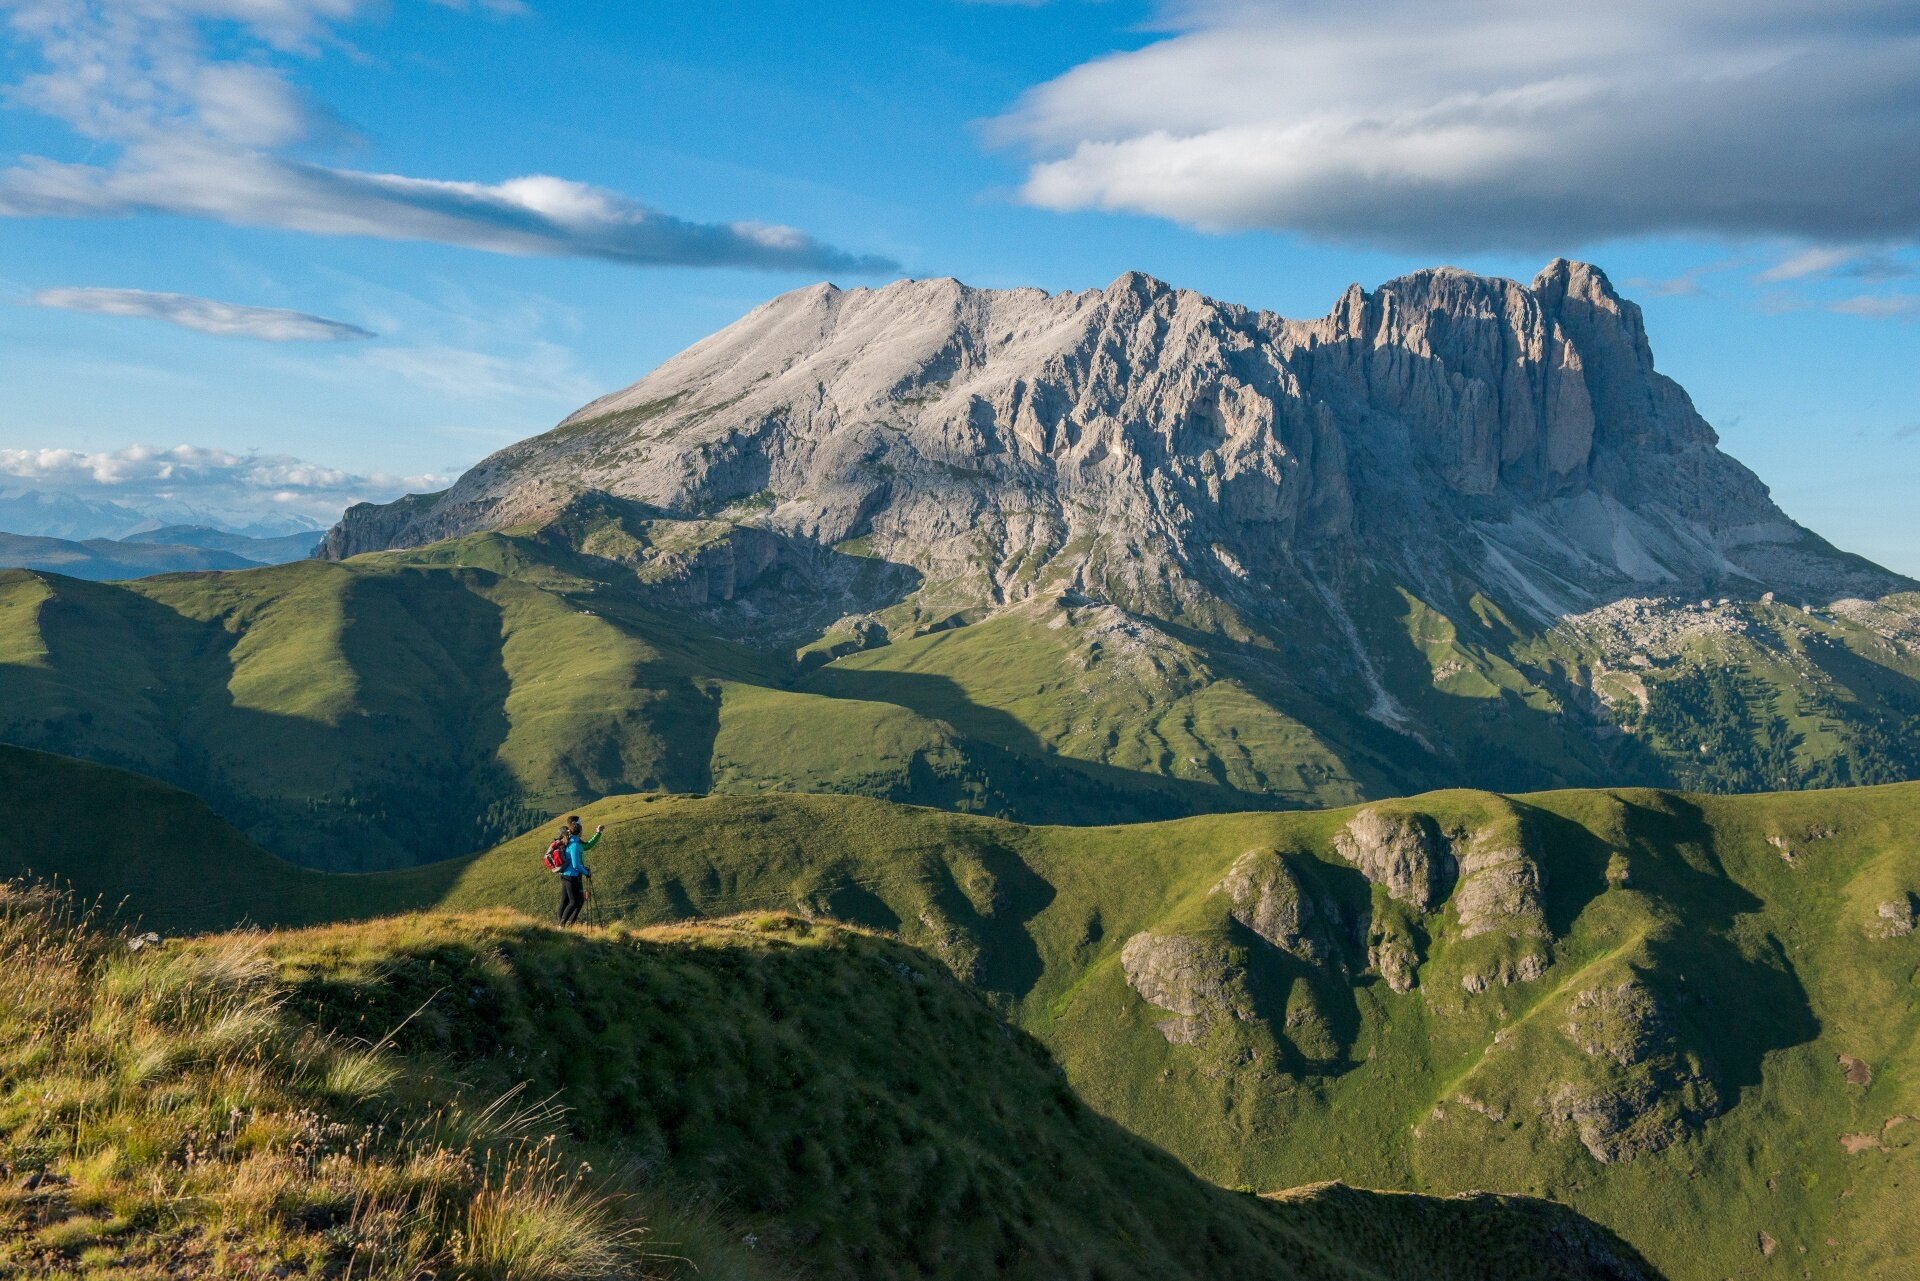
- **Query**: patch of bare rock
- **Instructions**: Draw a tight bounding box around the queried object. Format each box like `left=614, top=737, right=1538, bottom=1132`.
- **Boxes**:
left=1868, top=894, right=1916, bottom=939
left=1332, top=809, right=1456, bottom=912
left=1118, top=932, right=1253, bottom=1045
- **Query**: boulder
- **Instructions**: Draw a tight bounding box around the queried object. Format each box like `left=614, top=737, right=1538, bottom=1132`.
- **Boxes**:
left=1212, top=849, right=1340, bottom=963
left=1869, top=895, right=1917, bottom=940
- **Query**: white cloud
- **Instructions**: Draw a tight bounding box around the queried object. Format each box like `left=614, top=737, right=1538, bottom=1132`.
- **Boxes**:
left=28, top=286, right=375, bottom=341
left=1755, top=245, right=1914, bottom=284
left=0, top=0, right=895, bottom=273
left=995, top=0, right=1920, bottom=252
left=0, top=443, right=450, bottom=526
left=1755, top=247, right=1861, bottom=283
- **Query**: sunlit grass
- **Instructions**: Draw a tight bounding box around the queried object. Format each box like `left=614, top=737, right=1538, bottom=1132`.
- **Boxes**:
left=0, top=882, right=660, bottom=1279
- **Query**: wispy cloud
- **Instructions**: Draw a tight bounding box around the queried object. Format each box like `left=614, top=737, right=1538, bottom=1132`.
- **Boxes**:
left=0, top=443, right=449, bottom=526
left=356, top=340, right=599, bottom=404
left=28, top=286, right=375, bottom=341
left=1830, top=293, right=1920, bottom=319
left=1755, top=247, right=1861, bottom=283
left=994, top=0, right=1920, bottom=252
left=1756, top=246, right=1915, bottom=283
left=1625, top=257, right=1746, bottom=299
left=1630, top=275, right=1705, bottom=299
left=0, top=1, right=895, bottom=274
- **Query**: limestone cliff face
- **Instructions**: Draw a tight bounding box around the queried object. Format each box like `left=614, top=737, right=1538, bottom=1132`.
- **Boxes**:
left=322, top=262, right=1905, bottom=614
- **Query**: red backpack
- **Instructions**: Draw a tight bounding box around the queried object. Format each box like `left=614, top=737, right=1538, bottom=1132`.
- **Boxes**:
left=543, top=837, right=566, bottom=871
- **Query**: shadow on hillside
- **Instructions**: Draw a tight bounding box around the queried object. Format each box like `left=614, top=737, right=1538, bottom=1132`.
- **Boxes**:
left=0, top=566, right=729, bottom=873
left=1610, top=792, right=1818, bottom=1094
left=1510, top=803, right=1615, bottom=941
left=929, top=839, right=1056, bottom=1000
left=1056, top=569, right=1681, bottom=812
left=1234, top=854, right=1378, bottom=1077
left=803, top=664, right=1291, bottom=823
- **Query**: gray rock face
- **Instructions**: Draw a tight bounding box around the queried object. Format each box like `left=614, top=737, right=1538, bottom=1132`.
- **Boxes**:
left=1453, top=834, right=1551, bottom=942
left=323, top=263, right=1908, bottom=616
left=1118, top=931, right=1253, bottom=1044
left=1211, top=849, right=1340, bottom=963
left=1367, top=928, right=1421, bottom=994
left=1333, top=809, right=1456, bottom=912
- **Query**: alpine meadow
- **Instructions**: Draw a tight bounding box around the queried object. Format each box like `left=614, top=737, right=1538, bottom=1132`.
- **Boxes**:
left=4, top=4, right=1920, bottom=1279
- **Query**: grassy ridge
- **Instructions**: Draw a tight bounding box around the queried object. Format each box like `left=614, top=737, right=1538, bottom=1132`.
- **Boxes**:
left=0, top=886, right=1655, bottom=1280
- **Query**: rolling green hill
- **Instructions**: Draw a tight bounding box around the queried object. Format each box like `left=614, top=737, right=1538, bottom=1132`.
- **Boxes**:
left=431, top=782, right=1920, bottom=1281
left=0, top=885, right=1654, bottom=1279
left=5, top=496, right=1920, bottom=874
left=8, top=743, right=1915, bottom=1280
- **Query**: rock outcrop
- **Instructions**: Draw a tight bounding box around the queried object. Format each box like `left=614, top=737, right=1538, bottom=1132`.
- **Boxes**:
left=1333, top=809, right=1456, bottom=912
left=1453, top=833, right=1551, bottom=942
left=1548, top=978, right=1722, bottom=1163
left=1869, top=895, right=1917, bottom=939
left=1119, top=932, right=1254, bottom=1045
left=1211, top=849, right=1343, bottom=964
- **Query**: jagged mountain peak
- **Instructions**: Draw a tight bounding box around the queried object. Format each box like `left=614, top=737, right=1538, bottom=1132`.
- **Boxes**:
left=323, top=263, right=1906, bottom=618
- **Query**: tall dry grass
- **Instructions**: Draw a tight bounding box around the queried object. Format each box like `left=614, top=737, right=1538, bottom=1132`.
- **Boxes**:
left=0, top=881, right=652, bottom=1279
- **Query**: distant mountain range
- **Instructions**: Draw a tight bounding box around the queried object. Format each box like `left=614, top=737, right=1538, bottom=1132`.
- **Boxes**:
left=0, top=489, right=325, bottom=543
left=0, top=523, right=322, bottom=580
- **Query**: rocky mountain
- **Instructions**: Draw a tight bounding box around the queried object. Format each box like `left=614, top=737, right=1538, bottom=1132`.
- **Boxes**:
left=306, top=262, right=1919, bottom=812
left=323, top=260, right=1901, bottom=613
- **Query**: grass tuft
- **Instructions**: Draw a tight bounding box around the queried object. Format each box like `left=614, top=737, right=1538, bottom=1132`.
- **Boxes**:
left=459, top=1140, right=636, bottom=1281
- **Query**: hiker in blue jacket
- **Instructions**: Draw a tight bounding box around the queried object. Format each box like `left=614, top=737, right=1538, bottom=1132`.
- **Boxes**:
left=556, top=815, right=603, bottom=925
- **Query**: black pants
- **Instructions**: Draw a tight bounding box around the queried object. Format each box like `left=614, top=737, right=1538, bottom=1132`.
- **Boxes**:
left=559, top=875, right=588, bottom=925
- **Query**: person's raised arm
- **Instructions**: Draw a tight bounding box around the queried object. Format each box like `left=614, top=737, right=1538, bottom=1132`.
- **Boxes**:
left=581, top=825, right=604, bottom=851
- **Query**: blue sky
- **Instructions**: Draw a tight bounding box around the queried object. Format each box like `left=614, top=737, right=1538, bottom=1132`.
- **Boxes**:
left=0, top=0, right=1916, bottom=570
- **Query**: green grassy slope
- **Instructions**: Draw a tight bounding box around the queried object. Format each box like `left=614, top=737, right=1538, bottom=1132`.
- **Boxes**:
left=806, top=595, right=1378, bottom=809
left=0, top=530, right=1316, bottom=871
left=0, top=887, right=1654, bottom=1280
left=436, top=785, right=1920, bottom=1281
left=12, top=742, right=1912, bottom=1279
